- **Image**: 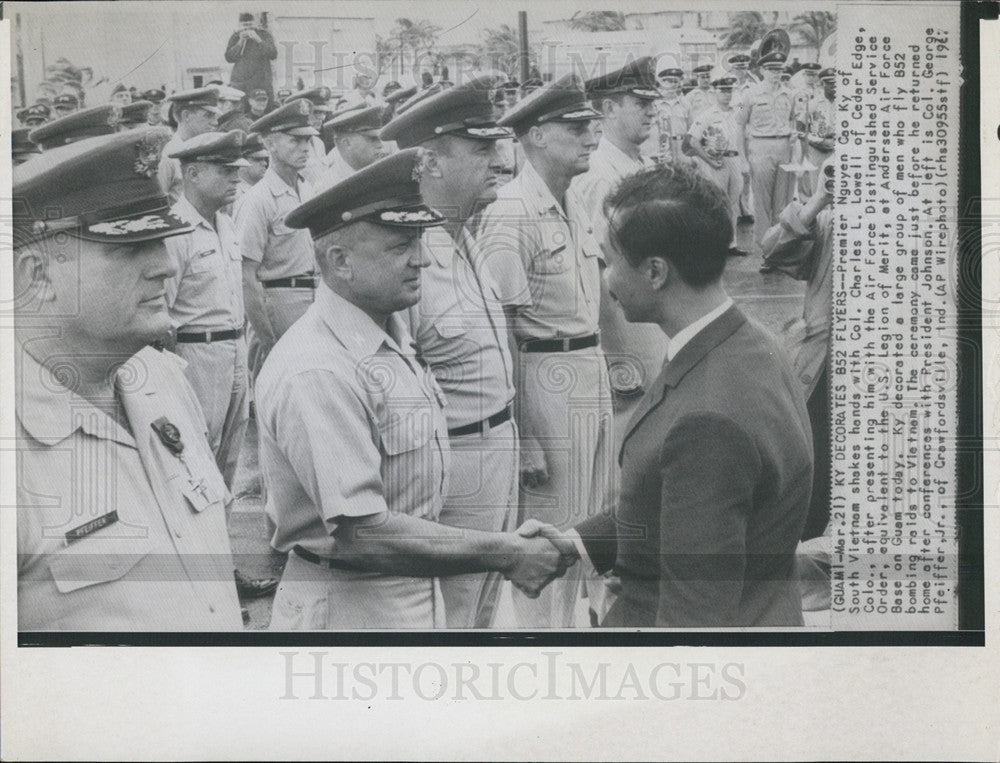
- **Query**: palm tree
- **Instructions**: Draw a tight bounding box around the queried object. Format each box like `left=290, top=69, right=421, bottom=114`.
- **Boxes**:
left=722, top=11, right=770, bottom=49
left=790, top=11, right=836, bottom=53
left=568, top=10, right=628, bottom=32
left=388, top=18, right=441, bottom=75
left=480, top=24, right=520, bottom=79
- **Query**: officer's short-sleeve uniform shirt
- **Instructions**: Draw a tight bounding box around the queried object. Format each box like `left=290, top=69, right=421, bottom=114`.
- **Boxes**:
left=16, top=346, right=242, bottom=631
left=406, top=226, right=514, bottom=428
left=738, top=83, right=795, bottom=137
left=164, top=195, right=244, bottom=332
left=255, top=284, right=450, bottom=558
left=233, top=166, right=316, bottom=280
left=477, top=161, right=603, bottom=343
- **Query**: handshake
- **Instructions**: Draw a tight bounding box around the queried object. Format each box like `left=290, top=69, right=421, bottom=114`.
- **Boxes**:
left=502, top=519, right=580, bottom=598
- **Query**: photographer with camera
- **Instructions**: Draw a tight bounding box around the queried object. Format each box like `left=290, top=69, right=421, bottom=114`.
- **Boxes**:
left=225, top=12, right=277, bottom=106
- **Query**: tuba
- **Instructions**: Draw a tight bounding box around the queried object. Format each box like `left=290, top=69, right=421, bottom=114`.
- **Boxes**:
left=752, top=28, right=791, bottom=68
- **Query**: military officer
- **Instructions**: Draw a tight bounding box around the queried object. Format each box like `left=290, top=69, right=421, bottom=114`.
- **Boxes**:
left=52, top=92, right=80, bottom=118
left=574, top=57, right=666, bottom=445
left=247, top=88, right=272, bottom=119
left=725, top=51, right=757, bottom=104
left=736, top=50, right=796, bottom=245
left=798, top=67, right=836, bottom=197
left=385, top=83, right=418, bottom=119
left=725, top=52, right=756, bottom=223
left=12, top=128, right=41, bottom=165
left=27, top=104, right=122, bottom=150
left=684, top=63, right=716, bottom=119
left=257, top=149, right=573, bottom=629
left=141, top=88, right=167, bottom=125
left=233, top=98, right=318, bottom=376
left=118, top=100, right=154, bottom=130
left=14, top=128, right=243, bottom=631
left=380, top=75, right=520, bottom=628
left=319, top=103, right=391, bottom=188
left=163, top=130, right=250, bottom=490
left=159, top=86, right=222, bottom=204
left=648, top=66, right=690, bottom=165
left=217, top=84, right=246, bottom=118
left=17, top=102, right=50, bottom=128
left=686, top=77, right=747, bottom=255
left=234, top=132, right=269, bottom=203
left=476, top=74, right=615, bottom=628
left=288, top=86, right=334, bottom=185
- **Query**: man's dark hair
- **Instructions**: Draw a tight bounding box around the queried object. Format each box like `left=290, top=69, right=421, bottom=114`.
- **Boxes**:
left=604, top=163, right=731, bottom=286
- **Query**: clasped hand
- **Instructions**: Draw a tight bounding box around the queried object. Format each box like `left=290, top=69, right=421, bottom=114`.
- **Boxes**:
left=504, top=519, right=579, bottom=598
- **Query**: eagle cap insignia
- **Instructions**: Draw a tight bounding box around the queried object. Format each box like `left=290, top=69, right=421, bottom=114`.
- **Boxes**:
left=133, top=132, right=165, bottom=178
left=298, top=100, right=310, bottom=115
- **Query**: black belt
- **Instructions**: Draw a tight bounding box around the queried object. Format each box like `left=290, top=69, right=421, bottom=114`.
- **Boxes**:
left=292, top=545, right=356, bottom=571
left=448, top=404, right=512, bottom=438
left=751, top=134, right=791, bottom=140
left=262, top=275, right=316, bottom=289
left=521, top=333, right=598, bottom=353
left=176, top=326, right=244, bottom=343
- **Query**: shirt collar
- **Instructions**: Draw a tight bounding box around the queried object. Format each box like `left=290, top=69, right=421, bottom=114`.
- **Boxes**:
left=172, top=194, right=216, bottom=231
left=263, top=165, right=301, bottom=198
left=517, top=160, right=562, bottom=217
left=16, top=342, right=137, bottom=447
left=595, top=137, right=648, bottom=171
left=314, top=282, right=415, bottom=359
left=666, top=297, right=735, bottom=362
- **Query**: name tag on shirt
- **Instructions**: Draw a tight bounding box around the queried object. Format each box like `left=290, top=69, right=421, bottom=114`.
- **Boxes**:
left=65, top=510, right=119, bottom=544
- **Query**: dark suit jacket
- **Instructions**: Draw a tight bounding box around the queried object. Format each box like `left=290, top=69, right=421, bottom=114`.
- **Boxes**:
left=576, top=305, right=813, bottom=627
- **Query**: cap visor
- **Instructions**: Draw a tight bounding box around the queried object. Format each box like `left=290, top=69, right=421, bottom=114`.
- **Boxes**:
left=459, top=125, right=515, bottom=140
left=283, top=126, right=320, bottom=136
left=550, top=106, right=604, bottom=122
left=75, top=211, right=193, bottom=243
left=373, top=204, right=446, bottom=228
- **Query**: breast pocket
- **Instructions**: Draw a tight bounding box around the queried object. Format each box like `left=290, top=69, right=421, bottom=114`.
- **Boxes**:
left=48, top=533, right=153, bottom=594
left=377, top=407, right=435, bottom=456
left=531, top=245, right=570, bottom=275
left=187, top=247, right=219, bottom=274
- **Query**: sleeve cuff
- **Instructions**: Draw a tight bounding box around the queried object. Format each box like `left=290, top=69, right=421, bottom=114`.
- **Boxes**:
left=565, top=528, right=596, bottom=572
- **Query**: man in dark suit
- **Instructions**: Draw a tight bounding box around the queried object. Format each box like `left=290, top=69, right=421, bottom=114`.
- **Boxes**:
left=529, top=163, right=814, bottom=627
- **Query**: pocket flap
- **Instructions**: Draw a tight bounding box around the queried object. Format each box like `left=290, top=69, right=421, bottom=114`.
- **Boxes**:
left=48, top=537, right=152, bottom=593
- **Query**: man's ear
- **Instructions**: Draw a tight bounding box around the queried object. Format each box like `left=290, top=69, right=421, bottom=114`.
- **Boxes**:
left=13, top=245, right=56, bottom=306
left=526, top=124, right=546, bottom=149
left=319, top=242, right=351, bottom=281
left=647, top=256, right=670, bottom=291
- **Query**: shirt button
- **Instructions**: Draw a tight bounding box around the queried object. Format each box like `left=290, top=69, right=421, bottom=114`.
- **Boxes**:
left=209, top=604, right=216, bottom=613
left=173, top=528, right=183, bottom=539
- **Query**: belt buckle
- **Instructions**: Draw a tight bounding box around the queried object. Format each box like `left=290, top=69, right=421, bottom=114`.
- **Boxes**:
left=560, top=337, right=572, bottom=352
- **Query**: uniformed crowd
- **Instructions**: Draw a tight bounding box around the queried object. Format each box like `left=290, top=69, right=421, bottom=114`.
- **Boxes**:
left=14, top=38, right=834, bottom=631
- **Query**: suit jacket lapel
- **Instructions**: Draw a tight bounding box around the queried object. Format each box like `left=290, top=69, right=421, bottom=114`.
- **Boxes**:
left=618, top=306, right=747, bottom=461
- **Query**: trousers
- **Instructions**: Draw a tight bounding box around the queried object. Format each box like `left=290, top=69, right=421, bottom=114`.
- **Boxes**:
left=175, top=336, right=249, bottom=494
left=512, top=345, right=615, bottom=628
left=438, top=419, right=518, bottom=628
